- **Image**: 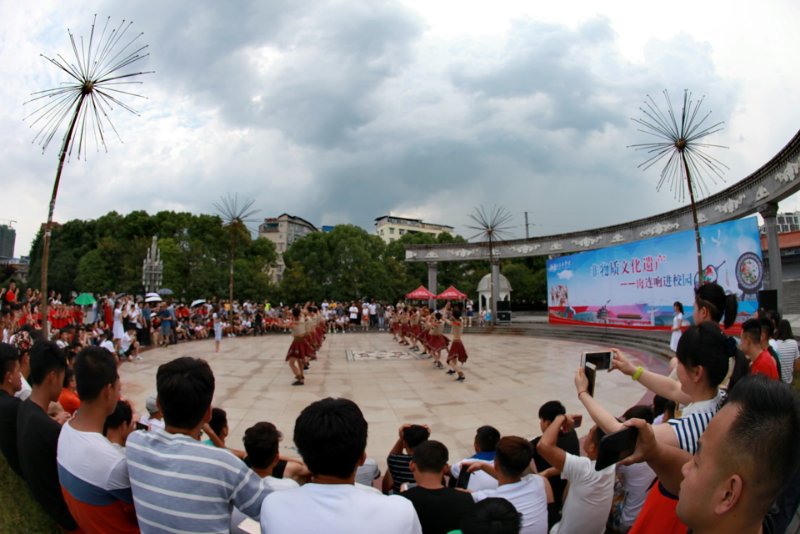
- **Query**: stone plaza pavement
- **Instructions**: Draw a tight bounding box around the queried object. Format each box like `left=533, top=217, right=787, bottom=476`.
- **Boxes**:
left=119, top=331, right=669, bottom=471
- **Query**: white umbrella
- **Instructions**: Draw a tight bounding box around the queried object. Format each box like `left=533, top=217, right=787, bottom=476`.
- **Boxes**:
left=145, top=295, right=162, bottom=303
left=190, top=299, right=206, bottom=308
left=145, top=292, right=160, bottom=299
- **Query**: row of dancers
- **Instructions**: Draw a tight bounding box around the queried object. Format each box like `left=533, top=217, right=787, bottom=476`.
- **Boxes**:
left=284, top=306, right=327, bottom=385
left=390, top=304, right=468, bottom=381
left=283, top=303, right=469, bottom=385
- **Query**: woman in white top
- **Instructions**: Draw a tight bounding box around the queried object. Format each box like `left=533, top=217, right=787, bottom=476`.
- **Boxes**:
left=577, top=321, right=733, bottom=453
left=213, top=306, right=223, bottom=353
left=669, top=301, right=684, bottom=353
left=774, top=319, right=800, bottom=384
left=112, top=301, right=125, bottom=343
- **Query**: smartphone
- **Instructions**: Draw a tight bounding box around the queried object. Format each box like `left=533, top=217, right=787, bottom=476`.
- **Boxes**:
left=572, top=414, right=583, bottom=428
left=584, top=351, right=612, bottom=370
left=135, top=422, right=149, bottom=431
left=595, top=426, right=639, bottom=471
left=456, top=467, right=472, bottom=489
left=584, top=362, right=597, bottom=397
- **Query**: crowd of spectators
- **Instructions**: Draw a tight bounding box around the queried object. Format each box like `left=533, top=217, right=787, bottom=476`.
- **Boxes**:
left=0, top=282, right=799, bottom=533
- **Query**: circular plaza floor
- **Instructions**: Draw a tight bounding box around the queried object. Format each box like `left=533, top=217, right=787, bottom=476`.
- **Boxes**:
left=119, top=331, right=667, bottom=470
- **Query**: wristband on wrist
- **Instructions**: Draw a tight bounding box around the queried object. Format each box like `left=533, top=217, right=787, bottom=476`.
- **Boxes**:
left=632, top=366, right=644, bottom=382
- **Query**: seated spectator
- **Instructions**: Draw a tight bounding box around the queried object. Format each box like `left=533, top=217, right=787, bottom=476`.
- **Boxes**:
left=741, top=319, right=779, bottom=380
left=98, top=329, right=115, bottom=355
left=260, top=397, right=422, bottom=533
left=119, top=326, right=141, bottom=361
left=383, top=423, right=431, bottom=493
left=138, top=395, right=165, bottom=431
left=104, top=399, right=134, bottom=450
left=57, top=346, right=138, bottom=533
left=58, top=367, right=81, bottom=415
left=16, top=340, right=78, bottom=531
left=529, top=401, right=579, bottom=527
left=0, top=343, right=23, bottom=476
left=355, top=456, right=381, bottom=488
left=201, top=407, right=247, bottom=459
left=451, top=425, right=501, bottom=492
left=459, top=497, right=521, bottom=534
left=401, top=440, right=475, bottom=534
left=242, top=421, right=303, bottom=488
left=622, top=375, right=800, bottom=534
left=537, top=415, right=615, bottom=534
left=126, top=357, right=272, bottom=532
left=466, top=436, right=551, bottom=534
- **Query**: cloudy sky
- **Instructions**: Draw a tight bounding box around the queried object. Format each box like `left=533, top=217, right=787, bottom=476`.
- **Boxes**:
left=2, top=0, right=799, bottom=256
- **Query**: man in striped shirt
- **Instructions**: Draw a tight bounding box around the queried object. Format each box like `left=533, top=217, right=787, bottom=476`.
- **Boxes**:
left=126, top=357, right=272, bottom=533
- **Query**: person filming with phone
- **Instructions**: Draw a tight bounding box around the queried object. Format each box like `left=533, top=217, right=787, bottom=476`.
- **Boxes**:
left=575, top=322, right=735, bottom=533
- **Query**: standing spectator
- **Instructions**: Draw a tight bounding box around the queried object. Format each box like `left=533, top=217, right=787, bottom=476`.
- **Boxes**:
left=57, top=346, right=138, bottom=533
left=740, top=319, right=779, bottom=380
left=0, top=343, right=23, bottom=476
left=669, top=301, right=684, bottom=353
left=537, top=415, right=615, bottom=534
left=158, top=303, right=172, bottom=347
left=16, top=340, right=78, bottom=531
left=383, top=423, right=431, bottom=493
left=774, top=319, right=800, bottom=385
left=126, top=357, right=272, bottom=532
left=369, top=300, right=378, bottom=329
left=401, top=440, right=475, bottom=534
left=2, top=281, right=19, bottom=307
left=260, top=397, right=422, bottom=534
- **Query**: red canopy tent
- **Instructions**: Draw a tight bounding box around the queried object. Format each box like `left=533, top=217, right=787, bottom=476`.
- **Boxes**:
left=405, top=285, right=436, bottom=300
left=436, top=285, right=467, bottom=300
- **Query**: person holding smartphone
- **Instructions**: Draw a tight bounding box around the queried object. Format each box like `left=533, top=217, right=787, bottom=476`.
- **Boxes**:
left=576, top=322, right=734, bottom=534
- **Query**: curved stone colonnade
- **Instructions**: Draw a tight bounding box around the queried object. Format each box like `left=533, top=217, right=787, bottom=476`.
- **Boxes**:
left=406, top=130, right=800, bottom=313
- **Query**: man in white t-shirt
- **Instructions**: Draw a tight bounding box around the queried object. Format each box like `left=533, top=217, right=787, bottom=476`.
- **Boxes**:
left=260, top=398, right=422, bottom=534
left=468, top=436, right=552, bottom=534
left=57, top=346, right=138, bottom=533
left=537, top=415, right=615, bottom=534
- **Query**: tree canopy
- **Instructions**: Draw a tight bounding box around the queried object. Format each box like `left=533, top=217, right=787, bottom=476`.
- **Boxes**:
left=23, top=210, right=549, bottom=306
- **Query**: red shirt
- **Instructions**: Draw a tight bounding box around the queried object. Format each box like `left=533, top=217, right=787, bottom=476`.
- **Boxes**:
left=751, top=350, right=779, bottom=380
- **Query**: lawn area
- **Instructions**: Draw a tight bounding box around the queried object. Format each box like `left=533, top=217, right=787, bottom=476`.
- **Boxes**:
left=0, top=456, right=61, bottom=533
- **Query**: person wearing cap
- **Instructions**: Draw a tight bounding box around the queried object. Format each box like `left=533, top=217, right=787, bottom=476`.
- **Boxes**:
left=138, top=396, right=165, bottom=431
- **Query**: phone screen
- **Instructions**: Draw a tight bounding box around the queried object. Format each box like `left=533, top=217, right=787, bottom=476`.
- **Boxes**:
left=595, top=426, right=639, bottom=471
left=584, top=351, right=612, bottom=370
left=572, top=414, right=583, bottom=428
left=584, top=362, right=597, bottom=397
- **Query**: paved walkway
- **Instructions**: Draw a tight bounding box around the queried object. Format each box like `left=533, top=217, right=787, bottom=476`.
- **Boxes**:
left=119, top=332, right=668, bottom=471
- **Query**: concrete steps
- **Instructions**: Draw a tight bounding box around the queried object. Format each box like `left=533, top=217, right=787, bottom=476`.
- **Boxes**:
left=465, top=323, right=673, bottom=361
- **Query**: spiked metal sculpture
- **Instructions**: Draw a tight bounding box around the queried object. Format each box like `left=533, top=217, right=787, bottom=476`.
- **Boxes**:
left=25, top=15, right=152, bottom=335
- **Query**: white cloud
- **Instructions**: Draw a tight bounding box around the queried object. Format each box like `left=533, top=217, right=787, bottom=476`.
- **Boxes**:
left=557, top=270, right=574, bottom=280
left=3, top=0, right=800, bottom=260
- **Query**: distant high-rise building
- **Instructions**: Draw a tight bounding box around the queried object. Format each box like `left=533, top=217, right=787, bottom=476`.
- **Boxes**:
left=258, top=214, right=318, bottom=283
left=0, top=225, right=15, bottom=259
left=374, top=215, right=454, bottom=244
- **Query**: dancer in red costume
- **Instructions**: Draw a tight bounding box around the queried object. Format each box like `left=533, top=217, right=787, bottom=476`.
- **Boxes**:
left=285, top=307, right=307, bottom=385
left=445, top=309, right=467, bottom=381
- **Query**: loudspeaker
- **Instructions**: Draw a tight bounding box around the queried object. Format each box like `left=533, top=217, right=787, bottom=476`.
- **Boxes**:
left=757, top=289, right=778, bottom=312
left=496, top=310, right=512, bottom=323
left=496, top=300, right=511, bottom=311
